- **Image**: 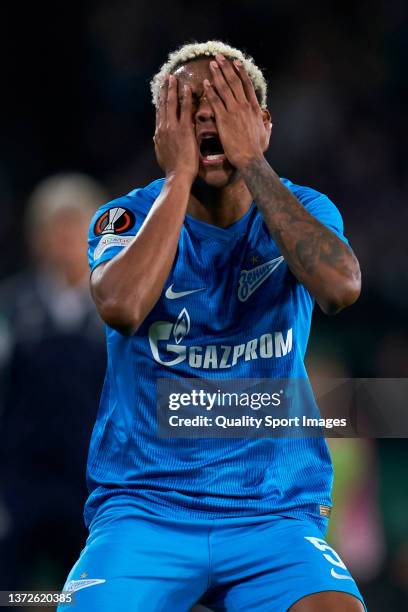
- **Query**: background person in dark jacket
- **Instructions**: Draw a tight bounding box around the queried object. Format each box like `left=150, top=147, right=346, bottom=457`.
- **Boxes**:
left=0, top=173, right=108, bottom=590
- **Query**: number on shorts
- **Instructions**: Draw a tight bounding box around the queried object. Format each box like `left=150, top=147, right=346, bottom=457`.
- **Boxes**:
left=304, top=536, right=347, bottom=570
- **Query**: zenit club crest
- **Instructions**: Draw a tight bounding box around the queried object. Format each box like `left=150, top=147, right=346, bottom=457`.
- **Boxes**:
left=238, top=256, right=284, bottom=302
left=94, top=207, right=135, bottom=235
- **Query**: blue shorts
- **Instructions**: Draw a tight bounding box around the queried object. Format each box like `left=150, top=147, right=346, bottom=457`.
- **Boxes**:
left=59, top=496, right=365, bottom=612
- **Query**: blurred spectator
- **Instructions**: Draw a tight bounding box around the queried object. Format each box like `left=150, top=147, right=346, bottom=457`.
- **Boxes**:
left=0, top=174, right=108, bottom=590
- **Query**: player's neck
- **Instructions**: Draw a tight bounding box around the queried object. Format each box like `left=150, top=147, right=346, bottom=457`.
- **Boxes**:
left=188, top=177, right=253, bottom=228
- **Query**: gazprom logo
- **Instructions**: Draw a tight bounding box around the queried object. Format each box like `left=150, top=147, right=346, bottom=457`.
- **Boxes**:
left=173, top=308, right=190, bottom=344
left=238, top=256, right=284, bottom=302
left=148, top=307, right=292, bottom=369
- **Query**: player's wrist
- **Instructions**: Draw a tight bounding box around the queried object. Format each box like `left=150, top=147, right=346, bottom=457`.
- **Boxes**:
left=235, top=153, right=266, bottom=171
left=165, top=168, right=196, bottom=187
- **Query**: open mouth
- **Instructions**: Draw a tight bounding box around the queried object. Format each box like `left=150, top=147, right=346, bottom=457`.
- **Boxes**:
left=199, top=135, right=226, bottom=165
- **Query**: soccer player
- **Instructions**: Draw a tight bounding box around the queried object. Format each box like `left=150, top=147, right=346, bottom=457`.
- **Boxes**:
left=60, top=42, right=365, bottom=611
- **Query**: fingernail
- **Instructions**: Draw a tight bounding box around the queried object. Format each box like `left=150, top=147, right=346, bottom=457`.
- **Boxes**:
left=216, top=54, right=225, bottom=61
left=203, top=79, right=211, bottom=87
left=234, top=59, right=242, bottom=67
left=210, top=60, right=218, bottom=69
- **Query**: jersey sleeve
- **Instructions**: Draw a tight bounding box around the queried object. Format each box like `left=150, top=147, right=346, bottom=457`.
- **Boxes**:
left=305, top=195, right=349, bottom=245
left=287, top=181, right=350, bottom=246
left=88, top=192, right=147, bottom=272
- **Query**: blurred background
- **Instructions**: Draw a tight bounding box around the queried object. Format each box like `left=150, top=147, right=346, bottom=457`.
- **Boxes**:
left=0, top=0, right=407, bottom=609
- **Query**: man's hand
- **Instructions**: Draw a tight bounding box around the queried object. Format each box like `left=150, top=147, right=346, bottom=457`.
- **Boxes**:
left=92, top=77, right=196, bottom=335
left=203, top=55, right=271, bottom=169
left=154, top=75, right=199, bottom=183
left=201, top=56, right=360, bottom=315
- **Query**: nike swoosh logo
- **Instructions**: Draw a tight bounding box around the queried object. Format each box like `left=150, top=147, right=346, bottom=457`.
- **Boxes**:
left=65, top=578, right=106, bottom=593
left=331, top=568, right=353, bottom=580
left=165, top=285, right=205, bottom=299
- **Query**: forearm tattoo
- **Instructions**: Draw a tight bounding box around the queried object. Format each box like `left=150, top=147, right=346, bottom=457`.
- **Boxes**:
left=240, top=157, right=360, bottom=285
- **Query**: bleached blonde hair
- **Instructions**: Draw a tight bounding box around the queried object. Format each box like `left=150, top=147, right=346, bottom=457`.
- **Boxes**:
left=150, top=40, right=268, bottom=109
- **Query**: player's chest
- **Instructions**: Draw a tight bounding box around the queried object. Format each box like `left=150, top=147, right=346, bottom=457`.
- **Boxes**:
left=146, top=224, right=293, bottom=333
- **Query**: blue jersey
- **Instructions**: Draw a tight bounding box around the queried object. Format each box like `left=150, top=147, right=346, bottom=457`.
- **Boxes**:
left=84, top=177, right=349, bottom=528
